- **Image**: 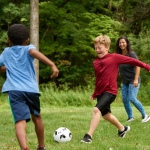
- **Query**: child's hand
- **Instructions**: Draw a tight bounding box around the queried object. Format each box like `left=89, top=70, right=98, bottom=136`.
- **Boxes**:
left=90, top=96, right=96, bottom=101
left=51, top=67, right=59, bottom=78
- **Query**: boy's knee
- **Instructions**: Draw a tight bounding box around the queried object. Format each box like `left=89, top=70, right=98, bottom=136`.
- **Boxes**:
left=31, top=114, right=42, bottom=123
left=93, top=107, right=100, bottom=114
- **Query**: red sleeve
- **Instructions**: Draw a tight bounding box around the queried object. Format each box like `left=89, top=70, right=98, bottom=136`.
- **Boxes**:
left=114, top=53, right=150, bottom=72
left=92, top=88, right=97, bottom=98
left=91, top=62, right=97, bottom=98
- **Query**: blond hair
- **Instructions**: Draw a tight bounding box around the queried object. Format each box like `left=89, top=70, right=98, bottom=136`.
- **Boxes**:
left=93, top=35, right=111, bottom=47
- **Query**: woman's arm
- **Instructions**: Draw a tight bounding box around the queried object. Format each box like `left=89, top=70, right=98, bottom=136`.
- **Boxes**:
left=133, top=66, right=140, bottom=87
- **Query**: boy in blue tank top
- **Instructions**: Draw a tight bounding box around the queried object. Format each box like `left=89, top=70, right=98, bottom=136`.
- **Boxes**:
left=0, top=24, right=59, bottom=150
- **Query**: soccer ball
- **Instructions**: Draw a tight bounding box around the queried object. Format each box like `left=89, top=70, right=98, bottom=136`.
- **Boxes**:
left=53, top=127, right=72, bottom=143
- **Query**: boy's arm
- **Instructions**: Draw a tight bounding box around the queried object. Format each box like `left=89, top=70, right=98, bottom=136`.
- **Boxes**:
left=0, top=66, right=6, bottom=72
left=29, top=48, right=59, bottom=78
left=91, top=65, right=97, bottom=99
left=133, top=66, right=140, bottom=87
left=115, top=53, right=150, bottom=72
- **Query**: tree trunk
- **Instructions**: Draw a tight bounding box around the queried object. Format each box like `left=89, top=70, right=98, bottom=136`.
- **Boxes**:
left=122, top=0, right=128, bottom=22
left=108, top=0, right=112, bottom=10
left=30, top=0, right=39, bottom=85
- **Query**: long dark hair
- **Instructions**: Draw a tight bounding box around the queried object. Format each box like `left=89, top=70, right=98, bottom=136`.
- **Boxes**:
left=115, top=36, right=132, bottom=56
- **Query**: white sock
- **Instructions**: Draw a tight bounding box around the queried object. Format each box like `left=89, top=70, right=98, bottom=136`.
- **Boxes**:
left=120, top=126, right=125, bottom=132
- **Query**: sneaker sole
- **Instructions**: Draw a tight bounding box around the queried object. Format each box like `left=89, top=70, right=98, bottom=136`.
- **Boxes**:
left=121, top=126, right=130, bottom=138
left=80, top=140, right=92, bottom=143
left=142, top=117, right=150, bottom=123
left=127, top=119, right=134, bottom=122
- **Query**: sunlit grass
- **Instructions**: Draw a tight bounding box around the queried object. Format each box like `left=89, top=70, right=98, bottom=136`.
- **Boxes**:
left=0, top=103, right=150, bottom=150
left=0, top=83, right=150, bottom=149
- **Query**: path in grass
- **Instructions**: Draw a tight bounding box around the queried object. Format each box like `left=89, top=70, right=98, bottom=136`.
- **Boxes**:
left=0, top=103, right=150, bottom=150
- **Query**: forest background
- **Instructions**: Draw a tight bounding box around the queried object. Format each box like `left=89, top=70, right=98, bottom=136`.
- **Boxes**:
left=0, top=0, right=150, bottom=105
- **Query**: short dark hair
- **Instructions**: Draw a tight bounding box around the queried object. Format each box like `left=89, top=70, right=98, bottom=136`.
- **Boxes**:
left=115, top=36, right=132, bottom=56
left=8, top=24, right=29, bottom=45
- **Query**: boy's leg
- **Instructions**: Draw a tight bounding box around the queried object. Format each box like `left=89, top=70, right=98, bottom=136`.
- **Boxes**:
left=88, top=107, right=101, bottom=137
left=81, top=107, right=100, bottom=143
left=103, top=112, right=130, bottom=138
left=103, top=112, right=123, bottom=130
left=15, top=120, right=27, bottom=150
left=81, top=93, right=121, bottom=143
left=31, top=113, right=45, bottom=147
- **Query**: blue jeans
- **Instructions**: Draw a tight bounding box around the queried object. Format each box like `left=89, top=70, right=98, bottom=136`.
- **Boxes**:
left=121, top=83, right=146, bottom=118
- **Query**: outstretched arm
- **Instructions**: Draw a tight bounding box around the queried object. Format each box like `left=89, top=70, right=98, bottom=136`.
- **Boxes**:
left=29, top=48, right=59, bottom=78
left=133, top=66, right=140, bottom=87
left=115, top=53, right=150, bottom=72
left=0, top=66, right=6, bottom=72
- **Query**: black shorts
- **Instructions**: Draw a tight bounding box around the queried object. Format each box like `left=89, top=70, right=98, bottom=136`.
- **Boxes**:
left=95, top=92, right=116, bottom=116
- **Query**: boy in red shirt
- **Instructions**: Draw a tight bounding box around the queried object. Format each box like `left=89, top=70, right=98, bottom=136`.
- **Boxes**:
left=81, top=35, right=150, bottom=143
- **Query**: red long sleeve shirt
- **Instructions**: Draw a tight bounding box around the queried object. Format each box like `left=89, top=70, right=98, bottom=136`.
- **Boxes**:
left=92, top=53, right=150, bottom=98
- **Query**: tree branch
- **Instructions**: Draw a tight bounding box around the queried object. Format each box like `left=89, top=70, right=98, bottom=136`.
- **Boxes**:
left=58, top=0, right=71, bottom=8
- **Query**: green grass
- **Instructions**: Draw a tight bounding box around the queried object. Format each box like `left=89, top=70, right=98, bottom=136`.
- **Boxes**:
left=0, top=102, right=150, bottom=150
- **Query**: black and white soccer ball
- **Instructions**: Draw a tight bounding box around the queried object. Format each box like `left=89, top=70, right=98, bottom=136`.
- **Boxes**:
left=53, top=127, right=72, bottom=143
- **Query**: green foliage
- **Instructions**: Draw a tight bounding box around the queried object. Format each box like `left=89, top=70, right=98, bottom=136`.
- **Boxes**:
left=0, top=0, right=150, bottom=88
left=0, top=31, right=7, bottom=53
left=39, top=82, right=96, bottom=107
left=39, top=1, right=121, bottom=86
left=0, top=2, right=30, bottom=50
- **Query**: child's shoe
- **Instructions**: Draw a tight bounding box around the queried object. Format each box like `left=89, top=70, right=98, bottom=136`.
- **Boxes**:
left=81, top=134, right=92, bottom=143
left=25, top=148, right=29, bottom=150
left=37, top=146, right=46, bottom=150
left=118, top=126, right=130, bottom=138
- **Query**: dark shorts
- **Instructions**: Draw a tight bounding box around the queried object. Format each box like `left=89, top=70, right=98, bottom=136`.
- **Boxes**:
left=8, top=91, right=41, bottom=123
left=95, top=92, right=116, bottom=116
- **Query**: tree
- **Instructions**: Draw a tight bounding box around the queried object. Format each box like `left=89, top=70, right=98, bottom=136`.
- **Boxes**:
left=30, top=0, right=39, bottom=84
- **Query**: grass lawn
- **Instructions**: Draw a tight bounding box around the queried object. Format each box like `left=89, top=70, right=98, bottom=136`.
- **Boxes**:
left=0, top=103, right=150, bottom=150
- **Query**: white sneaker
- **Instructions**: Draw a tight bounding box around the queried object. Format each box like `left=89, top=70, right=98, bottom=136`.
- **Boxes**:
left=127, top=118, right=134, bottom=122
left=142, top=114, right=150, bottom=123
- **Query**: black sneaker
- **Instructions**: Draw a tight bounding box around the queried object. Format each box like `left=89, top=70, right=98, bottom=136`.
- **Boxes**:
left=118, top=126, right=130, bottom=138
left=37, top=146, right=46, bottom=150
left=81, top=134, right=92, bottom=143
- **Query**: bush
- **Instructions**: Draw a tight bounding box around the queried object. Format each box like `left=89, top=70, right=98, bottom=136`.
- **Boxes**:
left=40, top=82, right=96, bottom=107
